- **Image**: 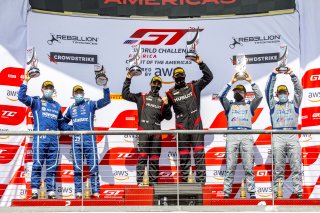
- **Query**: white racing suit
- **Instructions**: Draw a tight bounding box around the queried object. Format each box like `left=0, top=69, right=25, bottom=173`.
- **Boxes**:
left=219, top=82, right=262, bottom=196
left=265, top=73, right=303, bottom=195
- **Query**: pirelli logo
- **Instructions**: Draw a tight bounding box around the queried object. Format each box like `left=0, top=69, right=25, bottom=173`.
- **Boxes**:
left=110, top=94, right=123, bottom=100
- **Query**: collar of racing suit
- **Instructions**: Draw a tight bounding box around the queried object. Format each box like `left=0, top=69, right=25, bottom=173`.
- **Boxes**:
left=75, top=100, right=85, bottom=106
left=174, top=82, right=186, bottom=89
left=41, top=96, right=53, bottom=102
left=149, top=91, right=159, bottom=97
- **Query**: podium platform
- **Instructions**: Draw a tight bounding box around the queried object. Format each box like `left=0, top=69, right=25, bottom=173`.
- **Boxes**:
left=10, top=184, right=320, bottom=206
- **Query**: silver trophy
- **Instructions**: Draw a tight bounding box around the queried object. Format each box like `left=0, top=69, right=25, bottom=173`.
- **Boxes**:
left=185, top=27, right=200, bottom=61
left=94, top=64, right=108, bottom=86
left=26, top=47, right=40, bottom=78
left=128, top=44, right=142, bottom=76
left=277, top=44, right=289, bottom=73
left=234, top=54, right=249, bottom=80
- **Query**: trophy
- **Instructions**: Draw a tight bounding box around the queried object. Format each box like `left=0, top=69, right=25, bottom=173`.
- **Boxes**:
left=276, top=44, right=289, bottom=73
left=185, top=27, right=200, bottom=61
left=128, top=44, right=142, bottom=76
left=234, top=54, right=249, bottom=80
left=240, top=179, right=246, bottom=199
left=276, top=179, right=283, bottom=199
left=26, top=47, right=40, bottom=78
left=94, top=64, right=108, bottom=86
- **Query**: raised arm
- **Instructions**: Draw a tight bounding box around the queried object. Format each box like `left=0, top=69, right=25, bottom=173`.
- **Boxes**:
left=121, top=72, right=141, bottom=103
left=93, top=87, right=111, bottom=110
left=265, top=72, right=277, bottom=110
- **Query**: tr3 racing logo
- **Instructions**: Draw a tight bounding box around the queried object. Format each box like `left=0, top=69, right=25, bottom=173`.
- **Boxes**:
left=124, top=29, right=203, bottom=45
left=47, top=33, right=98, bottom=45
left=229, top=35, right=281, bottom=49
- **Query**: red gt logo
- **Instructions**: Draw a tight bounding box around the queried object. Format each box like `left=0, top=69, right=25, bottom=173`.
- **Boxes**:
left=102, top=190, right=124, bottom=196
left=0, top=67, right=24, bottom=87
left=302, top=68, right=320, bottom=89
left=205, top=147, right=242, bottom=166
left=302, top=106, right=320, bottom=127
left=124, top=29, right=203, bottom=45
left=254, top=164, right=272, bottom=182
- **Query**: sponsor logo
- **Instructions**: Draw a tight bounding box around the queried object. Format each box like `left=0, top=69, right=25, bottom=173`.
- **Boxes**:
left=0, top=67, right=24, bottom=87
left=0, top=144, right=20, bottom=164
left=302, top=68, right=320, bottom=89
left=256, top=187, right=272, bottom=197
left=302, top=106, right=320, bottom=127
left=232, top=53, right=279, bottom=64
left=302, top=146, right=320, bottom=166
left=110, top=110, right=138, bottom=129
left=105, top=0, right=236, bottom=6
left=300, top=134, right=312, bottom=142
left=72, top=117, right=89, bottom=123
left=0, top=128, right=9, bottom=140
left=308, top=91, right=320, bottom=102
left=254, top=164, right=272, bottom=182
left=6, top=90, right=19, bottom=102
left=124, top=29, right=203, bottom=45
left=168, top=151, right=177, bottom=162
left=229, top=35, right=281, bottom=49
left=100, top=147, right=137, bottom=166
left=213, top=170, right=226, bottom=180
left=123, top=135, right=139, bottom=143
left=49, top=52, right=98, bottom=64
left=0, top=105, right=26, bottom=126
left=113, top=170, right=129, bottom=181
left=174, top=92, right=192, bottom=102
left=47, top=33, right=98, bottom=45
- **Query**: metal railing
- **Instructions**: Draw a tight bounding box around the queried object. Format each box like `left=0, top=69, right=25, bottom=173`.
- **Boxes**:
left=0, top=129, right=319, bottom=208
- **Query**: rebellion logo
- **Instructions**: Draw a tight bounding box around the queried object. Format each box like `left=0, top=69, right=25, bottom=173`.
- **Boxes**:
left=124, top=29, right=203, bottom=45
left=47, top=33, right=98, bottom=45
left=229, top=35, right=281, bottom=49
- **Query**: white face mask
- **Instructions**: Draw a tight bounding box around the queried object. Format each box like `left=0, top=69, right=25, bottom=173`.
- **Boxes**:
left=278, top=94, right=288, bottom=103
left=74, top=94, right=84, bottom=103
left=43, top=89, right=54, bottom=98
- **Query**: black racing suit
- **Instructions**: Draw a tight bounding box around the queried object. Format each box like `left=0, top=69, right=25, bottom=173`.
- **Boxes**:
left=166, top=62, right=213, bottom=183
left=122, top=78, right=172, bottom=184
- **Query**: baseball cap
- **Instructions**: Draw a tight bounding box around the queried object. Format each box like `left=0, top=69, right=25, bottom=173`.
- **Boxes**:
left=42, top=81, right=54, bottom=88
left=233, top=84, right=246, bottom=93
left=150, top=76, right=162, bottom=84
left=73, top=85, right=84, bottom=93
left=173, top=67, right=186, bottom=77
left=277, top=85, right=288, bottom=93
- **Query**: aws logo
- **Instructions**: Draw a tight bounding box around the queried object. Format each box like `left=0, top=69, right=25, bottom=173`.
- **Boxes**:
left=123, top=135, right=139, bottom=143
left=256, top=186, right=272, bottom=198
left=308, top=91, right=320, bottom=102
left=168, top=151, right=177, bottom=162
left=113, top=170, right=129, bottom=181
left=212, top=170, right=226, bottom=180
left=6, top=90, right=19, bottom=102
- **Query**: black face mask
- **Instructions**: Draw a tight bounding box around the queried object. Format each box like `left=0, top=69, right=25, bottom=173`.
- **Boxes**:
left=151, top=86, right=161, bottom=94
left=234, top=93, right=244, bottom=102
left=175, top=77, right=185, bottom=86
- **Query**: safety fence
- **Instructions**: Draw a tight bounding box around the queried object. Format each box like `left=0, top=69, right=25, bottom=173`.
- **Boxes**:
left=0, top=129, right=320, bottom=207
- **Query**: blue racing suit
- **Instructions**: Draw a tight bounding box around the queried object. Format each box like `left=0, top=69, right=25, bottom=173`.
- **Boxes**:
left=63, top=87, right=110, bottom=194
left=18, top=82, right=71, bottom=192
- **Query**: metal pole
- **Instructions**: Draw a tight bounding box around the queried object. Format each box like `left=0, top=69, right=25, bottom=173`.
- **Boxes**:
left=81, top=133, right=84, bottom=208
left=271, top=131, right=274, bottom=206
left=176, top=132, right=180, bottom=207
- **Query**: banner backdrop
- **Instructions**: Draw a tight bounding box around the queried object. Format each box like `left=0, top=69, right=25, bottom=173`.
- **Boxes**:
left=0, top=0, right=28, bottom=206
left=3, top=9, right=320, bottom=205
left=29, top=0, right=296, bottom=17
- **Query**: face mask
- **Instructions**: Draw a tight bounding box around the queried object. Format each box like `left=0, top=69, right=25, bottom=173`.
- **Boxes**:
left=74, top=94, right=84, bottom=103
left=234, top=92, right=244, bottom=102
left=278, top=94, right=288, bottom=103
left=43, top=89, right=54, bottom=99
left=175, top=77, right=185, bottom=86
left=151, top=86, right=161, bottom=94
